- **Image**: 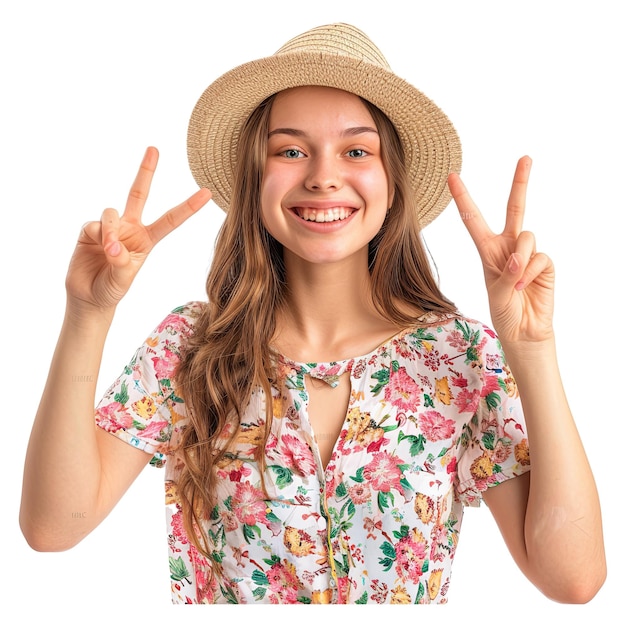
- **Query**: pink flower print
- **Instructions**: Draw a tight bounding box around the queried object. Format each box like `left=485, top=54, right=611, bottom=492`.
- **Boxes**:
left=423, top=349, right=441, bottom=372
left=446, top=330, right=468, bottom=350
left=394, top=336, right=416, bottom=359
left=348, top=482, right=372, bottom=504
left=136, top=419, right=169, bottom=440
left=480, top=375, right=501, bottom=397
left=279, top=434, right=317, bottom=476
left=95, top=401, right=133, bottom=432
left=267, top=561, right=301, bottom=603
left=352, top=359, right=367, bottom=379
left=454, top=388, right=480, bottom=414
left=232, top=482, right=267, bottom=526
left=363, top=451, right=403, bottom=493
left=170, top=509, right=189, bottom=544
left=370, top=578, right=389, bottom=603
left=337, top=576, right=352, bottom=603
left=450, top=374, right=468, bottom=388
left=220, top=509, right=239, bottom=532
left=156, top=313, right=192, bottom=335
left=395, top=530, right=427, bottom=584
left=152, top=346, right=179, bottom=380
left=384, top=367, right=422, bottom=412
left=491, top=439, right=512, bottom=464
left=418, top=410, right=456, bottom=441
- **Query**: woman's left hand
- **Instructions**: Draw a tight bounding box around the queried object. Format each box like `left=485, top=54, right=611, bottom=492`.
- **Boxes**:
left=448, top=156, right=555, bottom=344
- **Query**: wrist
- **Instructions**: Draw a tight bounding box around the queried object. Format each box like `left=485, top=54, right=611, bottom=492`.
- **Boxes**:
left=64, top=296, right=116, bottom=333
left=499, top=335, right=561, bottom=384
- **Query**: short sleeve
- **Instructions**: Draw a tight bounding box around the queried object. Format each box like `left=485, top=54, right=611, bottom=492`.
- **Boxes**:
left=455, top=322, right=531, bottom=506
left=95, top=302, right=203, bottom=467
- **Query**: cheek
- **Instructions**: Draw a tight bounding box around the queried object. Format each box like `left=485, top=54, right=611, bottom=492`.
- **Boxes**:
left=260, top=171, right=286, bottom=234
left=359, top=167, right=393, bottom=211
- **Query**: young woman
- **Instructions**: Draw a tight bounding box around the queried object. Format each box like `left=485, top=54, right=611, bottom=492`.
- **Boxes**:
left=19, top=23, right=606, bottom=604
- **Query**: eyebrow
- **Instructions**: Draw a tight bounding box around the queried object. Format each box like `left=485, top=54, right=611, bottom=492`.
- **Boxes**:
left=267, top=126, right=379, bottom=138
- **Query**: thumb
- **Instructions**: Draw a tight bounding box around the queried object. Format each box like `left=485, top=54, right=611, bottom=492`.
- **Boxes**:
left=503, top=252, right=526, bottom=291
left=104, top=238, right=131, bottom=268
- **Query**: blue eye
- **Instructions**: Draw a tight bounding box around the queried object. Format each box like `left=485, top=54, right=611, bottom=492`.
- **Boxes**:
left=348, top=149, right=367, bottom=158
left=283, top=149, right=303, bottom=158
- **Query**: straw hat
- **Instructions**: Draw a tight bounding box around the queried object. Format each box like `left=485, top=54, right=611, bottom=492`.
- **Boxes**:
left=187, top=23, right=462, bottom=227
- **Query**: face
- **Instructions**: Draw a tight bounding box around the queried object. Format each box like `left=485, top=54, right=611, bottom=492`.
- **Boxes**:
left=260, top=86, right=394, bottom=268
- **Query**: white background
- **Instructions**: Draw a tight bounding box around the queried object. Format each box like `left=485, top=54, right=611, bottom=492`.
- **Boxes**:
left=2, top=0, right=622, bottom=620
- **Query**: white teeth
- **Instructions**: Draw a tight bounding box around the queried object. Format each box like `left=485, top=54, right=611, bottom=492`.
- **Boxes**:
left=298, top=207, right=352, bottom=222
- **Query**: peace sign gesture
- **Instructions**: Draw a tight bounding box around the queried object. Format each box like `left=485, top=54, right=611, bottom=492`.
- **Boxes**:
left=66, top=147, right=211, bottom=313
left=448, top=156, right=555, bottom=345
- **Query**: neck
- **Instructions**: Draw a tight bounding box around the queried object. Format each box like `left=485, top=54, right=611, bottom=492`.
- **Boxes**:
left=274, top=250, right=402, bottom=361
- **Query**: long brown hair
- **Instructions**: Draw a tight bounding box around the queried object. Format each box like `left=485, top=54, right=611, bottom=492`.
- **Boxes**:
left=175, top=91, right=456, bottom=559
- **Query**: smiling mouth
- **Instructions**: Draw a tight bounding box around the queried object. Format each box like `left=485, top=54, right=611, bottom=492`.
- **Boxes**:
left=294, top=207, right=355, bottom=223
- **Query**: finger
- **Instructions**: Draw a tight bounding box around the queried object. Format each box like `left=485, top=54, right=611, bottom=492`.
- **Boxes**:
left=503, top=156, right=532, bottom=236
left=514, top=252, right=553, bottom=292
left=448, top=172, right=494, bottom=248
left=499, top=230, right=536, bottom=290
left=124, top=146, right=159, bottom=221
left=100, top=208, right=130, bottom=266
left=146, top=188, right=212, bottom=244
left=79, top=220, right=103, bottom=245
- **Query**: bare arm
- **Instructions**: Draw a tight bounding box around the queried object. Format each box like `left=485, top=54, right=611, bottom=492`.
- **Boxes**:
left=19, top=148, right=210, bottom=550
left=449, top=157, right=606, bottom=603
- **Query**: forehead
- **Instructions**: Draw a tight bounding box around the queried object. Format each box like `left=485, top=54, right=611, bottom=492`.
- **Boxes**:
left=269, top=86, right=375, bottom=126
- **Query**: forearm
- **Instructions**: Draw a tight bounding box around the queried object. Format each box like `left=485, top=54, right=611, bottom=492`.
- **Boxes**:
left=20, top=300, right=116, bottom=549
left=502, top=337, right=606, bottom=599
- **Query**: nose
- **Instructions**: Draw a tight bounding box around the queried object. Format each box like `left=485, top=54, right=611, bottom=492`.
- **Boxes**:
left=304, top=153, right=342, bottom=191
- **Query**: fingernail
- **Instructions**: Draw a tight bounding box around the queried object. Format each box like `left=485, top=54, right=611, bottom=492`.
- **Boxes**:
left=107, top=241, right=121, bottom=257
left=508, top=254, right=520, bottom=273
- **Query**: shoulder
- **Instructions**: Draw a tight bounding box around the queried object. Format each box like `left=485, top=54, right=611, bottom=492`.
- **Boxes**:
left=412, top=312, right=500, bottom=347
left=152, top=301, right=206, bottom=337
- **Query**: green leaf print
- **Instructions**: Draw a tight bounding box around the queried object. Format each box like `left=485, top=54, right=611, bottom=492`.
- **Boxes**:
left=269, top=465, right=293, bottom=488
left=355, top=591, right=369, bottom=604
left=415, top=581, right=425, bottom=603
left=114, top=381, right=129, bottom=405
left=335, top=481, right=348, bottom=498
left=169, top=556, right=190, bottom=581
left=370, top=368, right=390, bottom=395
left=265, top=509, right=282, bottom=526
left=350, top=467, right=366, bottom=483
left=398, top=431, right=426, bottom=456
left=465, top=346, right=479, bottom=364
left=251, top=569, right=270, bottom=586
left=485, top=391, right=501, bottom=410
left=343, top=499, right=356, bottom=520
left=222, top=584, right=241, bottom=604
left=377, top=490, right=395, bottom=512
left=393, top=525, right=410, bottom=540
left=263, top=554, right=281, bottom=567
left=481, top=431, right=496, bottom=451
left=379, top=541, right=396, bottom=572
left=424, top=393, right=434, bottom=408
left=412, top=328, right=437, bottom=347
left=243, top=523, right=261, bottom=543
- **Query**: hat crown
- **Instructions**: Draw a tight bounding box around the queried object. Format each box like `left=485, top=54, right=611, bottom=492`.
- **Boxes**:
left=275, top=23, right=391, bottom=71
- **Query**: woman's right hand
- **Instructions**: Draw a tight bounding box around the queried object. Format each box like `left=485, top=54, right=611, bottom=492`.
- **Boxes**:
left=66, top=147, right=211, bottom=314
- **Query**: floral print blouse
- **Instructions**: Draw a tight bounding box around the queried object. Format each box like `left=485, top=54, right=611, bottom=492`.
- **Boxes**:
left=95, top=301, right=530, bottom=604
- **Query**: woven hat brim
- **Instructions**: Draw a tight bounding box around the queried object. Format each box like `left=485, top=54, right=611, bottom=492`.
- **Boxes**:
left=188, top=52, right=462, bottom=227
